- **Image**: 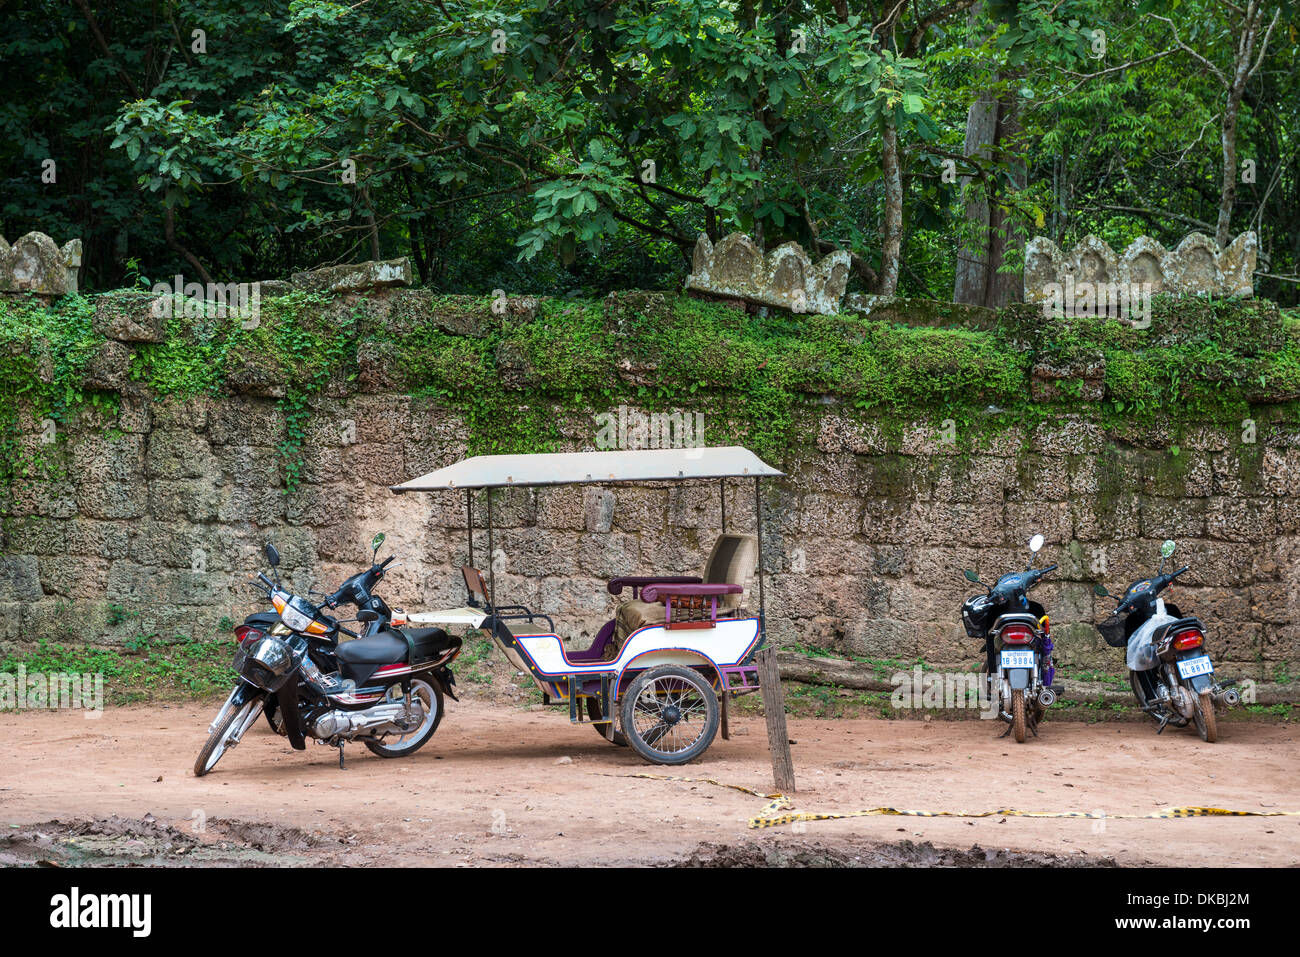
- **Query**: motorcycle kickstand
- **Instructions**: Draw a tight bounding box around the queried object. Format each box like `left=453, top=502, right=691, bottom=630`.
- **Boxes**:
left=336, top=740, right=346, bottom=769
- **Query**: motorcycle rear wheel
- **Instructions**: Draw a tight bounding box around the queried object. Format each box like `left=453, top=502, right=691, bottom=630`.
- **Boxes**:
left=1193, top=690, right=1218, bottom=743
left=1011, top=689, right=1027, bottom=743
left=364, top=677, right=444, bottom=758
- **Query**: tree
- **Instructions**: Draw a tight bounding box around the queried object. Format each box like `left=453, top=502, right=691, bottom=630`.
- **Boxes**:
left=1151, top=0, right=1284, bottom=247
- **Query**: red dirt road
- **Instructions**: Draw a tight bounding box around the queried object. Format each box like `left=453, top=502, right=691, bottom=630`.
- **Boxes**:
left=1, top=699, right=1296, bottom=866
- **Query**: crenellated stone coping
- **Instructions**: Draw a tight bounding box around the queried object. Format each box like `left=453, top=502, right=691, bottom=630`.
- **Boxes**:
left=686, top=232, right=850, bottom=315
left=1024, top=232, right=1257, bottom=304
left=0, top=232, right=83, bottom=297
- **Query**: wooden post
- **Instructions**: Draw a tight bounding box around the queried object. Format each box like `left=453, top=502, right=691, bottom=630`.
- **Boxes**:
left=720, top=681, right=731, bottom=740
left=756, top=647, right=795, bottom=793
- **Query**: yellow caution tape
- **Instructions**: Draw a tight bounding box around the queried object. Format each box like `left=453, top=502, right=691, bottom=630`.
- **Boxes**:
left=592, top=772, right=1300, bottom=829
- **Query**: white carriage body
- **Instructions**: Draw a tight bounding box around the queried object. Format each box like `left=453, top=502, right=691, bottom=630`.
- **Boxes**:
left=408, top=607, right=761, bottom=701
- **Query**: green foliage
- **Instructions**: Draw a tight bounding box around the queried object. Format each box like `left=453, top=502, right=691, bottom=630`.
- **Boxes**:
left=5, top=290, right=1300, bottom=472
left=4, top=1, right=1297, bottom=304
left=129, top=300, right=243, bottom=398
left=0, top=294, right=112, bottom=500
left=127, top=289, right=349, bottom=488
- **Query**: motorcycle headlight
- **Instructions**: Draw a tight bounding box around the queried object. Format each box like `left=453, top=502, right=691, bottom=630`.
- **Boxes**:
left=279, top=604, right=314, bottom=632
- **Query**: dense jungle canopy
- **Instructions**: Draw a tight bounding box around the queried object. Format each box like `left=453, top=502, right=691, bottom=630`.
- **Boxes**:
left=2, top=0, right=1298, bottom=304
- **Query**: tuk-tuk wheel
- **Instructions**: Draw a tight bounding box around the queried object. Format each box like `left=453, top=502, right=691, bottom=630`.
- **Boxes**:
left=586, top=696, right=627, bottom=746
left=620, top=665, right=719, bottom=765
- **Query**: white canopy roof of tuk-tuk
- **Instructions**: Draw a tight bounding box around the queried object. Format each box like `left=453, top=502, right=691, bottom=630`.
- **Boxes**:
left=390, top=446, right=783, bottom=492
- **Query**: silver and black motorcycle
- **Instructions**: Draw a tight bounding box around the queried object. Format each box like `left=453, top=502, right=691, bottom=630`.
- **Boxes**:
left=961, top=534, right=1061, bottom=743
left=194, top=535, right=461, bottom=776
left=1093, top=539, right=1238, bottom=743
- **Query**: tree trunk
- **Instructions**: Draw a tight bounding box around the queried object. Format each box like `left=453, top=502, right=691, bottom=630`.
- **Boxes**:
left=953, top=93, right=997, bottom=306
left=879, top=118, right=903, bottom=296
left=953, top=90, right=1025, bottom=307
left=1217, top=92, right=1241, bottom=249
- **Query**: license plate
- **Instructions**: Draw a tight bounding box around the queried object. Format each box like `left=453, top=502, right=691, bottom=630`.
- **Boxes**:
left=1000, top=650, right=1035, bottom=670
left=1177, top=655, right=1214, bottom=679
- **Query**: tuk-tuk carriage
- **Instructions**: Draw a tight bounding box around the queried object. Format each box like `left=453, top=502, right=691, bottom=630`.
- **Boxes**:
left=391, top=445, right=782, bottom=765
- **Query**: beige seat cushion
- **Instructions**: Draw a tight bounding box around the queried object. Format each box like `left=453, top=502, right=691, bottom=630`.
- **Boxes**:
left=701, top=533, right=757, bottom=612
left=612, top=599, right=668, bottom=650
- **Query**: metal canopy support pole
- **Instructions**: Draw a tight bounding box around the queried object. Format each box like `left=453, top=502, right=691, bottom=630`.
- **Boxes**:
left=719, top=477, right=727, bottom=533
left=753, top=476, right=766, bottom=639
left=465, top=488, right=474, bottom=569
left=486, top=487, right=495, bottom=615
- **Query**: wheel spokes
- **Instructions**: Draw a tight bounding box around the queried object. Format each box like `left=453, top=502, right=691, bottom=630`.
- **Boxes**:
left=629, top=675, right=709, bottom=754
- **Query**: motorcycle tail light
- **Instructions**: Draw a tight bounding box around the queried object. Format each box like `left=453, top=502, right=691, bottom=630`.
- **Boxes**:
left=1001, top=624, right=1034, bottom=645
left=234, top=624, right=260, bottom=644
left=1173, top=629, right=1203, bottom=651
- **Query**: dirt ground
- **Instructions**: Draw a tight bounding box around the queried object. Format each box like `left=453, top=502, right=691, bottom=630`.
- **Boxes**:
left=1, top=698, right=1296, bottom=867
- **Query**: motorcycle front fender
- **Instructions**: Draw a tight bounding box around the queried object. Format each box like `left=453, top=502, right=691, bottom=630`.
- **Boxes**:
left=208, top=681, right=259, bottom=733
left=271, top=678, right=307, bottom=751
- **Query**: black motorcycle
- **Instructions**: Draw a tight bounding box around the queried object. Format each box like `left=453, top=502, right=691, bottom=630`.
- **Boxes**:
left=1093, top=539, right=1238, bottom=742
left=194, top=535, right=461, bottom=776
left=961, top=534, right=1061, bottom=743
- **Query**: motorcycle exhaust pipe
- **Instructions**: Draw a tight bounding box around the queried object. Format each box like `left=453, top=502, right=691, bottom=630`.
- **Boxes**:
left=1215, top=688, right=1240, bottom=707
left=1037, top=687, right=1056, bottom=708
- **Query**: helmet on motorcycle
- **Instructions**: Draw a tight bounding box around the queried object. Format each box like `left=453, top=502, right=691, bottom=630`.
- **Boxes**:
left=961, top=594, right=994, bottom=638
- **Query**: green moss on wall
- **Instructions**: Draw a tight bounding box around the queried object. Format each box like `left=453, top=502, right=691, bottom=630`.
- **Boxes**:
left=3, top=290, right=1299, bottom=498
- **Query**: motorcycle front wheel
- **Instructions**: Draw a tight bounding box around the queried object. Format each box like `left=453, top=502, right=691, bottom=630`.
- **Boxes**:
left=194, top=695, right=264, bottom=777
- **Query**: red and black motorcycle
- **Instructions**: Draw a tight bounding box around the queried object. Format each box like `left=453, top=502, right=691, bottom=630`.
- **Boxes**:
left=194, top=535, right=460, bottom=776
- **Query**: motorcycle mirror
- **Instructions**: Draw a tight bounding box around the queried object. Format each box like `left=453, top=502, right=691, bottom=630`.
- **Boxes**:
left=371, top=532, right=386, bottom=556
left=964, top=569, right=981, bottom=583
left=1160, top=539, right=1176, bottom=559
left=1092, top=583, right=1110, bottom=597
left=264, top=543, right=280, bottom=567
left=356, top=609, right=379, bottom=623
left=1028, top=534, right=1044, bottom=553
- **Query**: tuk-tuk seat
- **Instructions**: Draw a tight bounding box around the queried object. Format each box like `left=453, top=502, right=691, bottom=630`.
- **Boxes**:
left=608, top=533, right=757, bottom=652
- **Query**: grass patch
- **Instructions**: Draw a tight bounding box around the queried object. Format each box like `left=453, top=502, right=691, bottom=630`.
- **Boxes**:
left=0, top=636, right=236, bottom=706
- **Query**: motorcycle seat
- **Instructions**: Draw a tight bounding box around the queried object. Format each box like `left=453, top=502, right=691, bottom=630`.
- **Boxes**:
left=404, top=626, right=455, bottom=662
left=336, top=631, right=409, bottom=665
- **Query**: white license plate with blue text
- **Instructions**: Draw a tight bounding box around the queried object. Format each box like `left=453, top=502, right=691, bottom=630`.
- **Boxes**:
left=1177, top=655, right=1214, bottom=679
left=1000, top=650, right=1035, bottom=670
